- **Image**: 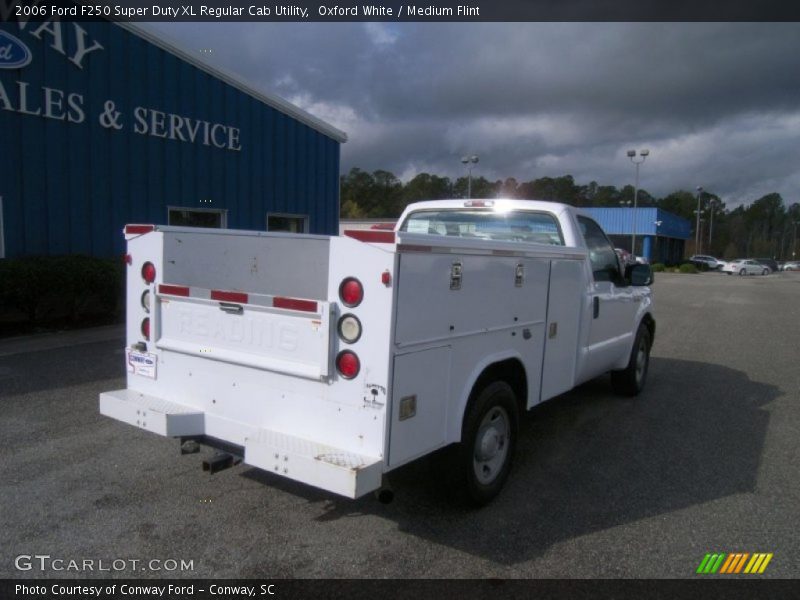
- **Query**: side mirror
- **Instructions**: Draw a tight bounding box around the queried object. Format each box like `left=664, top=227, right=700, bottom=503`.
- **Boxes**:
left=626, top=263, right=653, bottom=286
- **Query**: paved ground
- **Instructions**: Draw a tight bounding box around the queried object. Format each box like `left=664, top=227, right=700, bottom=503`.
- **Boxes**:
left=1, top=272, right=798, bottom=578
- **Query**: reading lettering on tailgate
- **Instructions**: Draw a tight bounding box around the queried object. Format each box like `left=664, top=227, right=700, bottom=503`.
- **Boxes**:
left=177, top=308, right=299, bottom=352
left=156, top=298, right=330, bottom=379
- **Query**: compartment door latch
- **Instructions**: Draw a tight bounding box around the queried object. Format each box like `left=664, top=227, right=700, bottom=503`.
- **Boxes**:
left=450, top=260, right=463, bottom=290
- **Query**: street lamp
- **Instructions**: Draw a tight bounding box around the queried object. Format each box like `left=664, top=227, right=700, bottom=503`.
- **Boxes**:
left=461, top=155, right=479, bottom=199
left=707, top=198, right=720, bottom=253
left=618, top=200, right=632, bottom=251
left=793, top=220, right=800, bottom=259
left=627, top=149, right=649, bottom=257
left=695, top=186, right=704, bottom=254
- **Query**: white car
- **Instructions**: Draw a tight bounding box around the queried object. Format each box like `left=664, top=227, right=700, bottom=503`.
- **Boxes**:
left=721, top=259, right=770, bottom=276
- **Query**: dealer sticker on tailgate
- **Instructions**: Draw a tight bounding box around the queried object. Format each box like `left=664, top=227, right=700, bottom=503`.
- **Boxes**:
left=127, top=349, right=157, bottom=379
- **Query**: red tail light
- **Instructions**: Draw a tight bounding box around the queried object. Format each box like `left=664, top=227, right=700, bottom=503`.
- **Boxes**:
left=141, top=318, right=150, bottom=340
left=336, top=350, right=360, bottom=379
left=141, top=262, right=156, bottom=284
left=339, top=277, right=363, bottom=307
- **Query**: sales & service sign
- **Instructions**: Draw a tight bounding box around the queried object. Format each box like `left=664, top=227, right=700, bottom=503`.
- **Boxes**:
left=0, top=19, right=242, bottom=151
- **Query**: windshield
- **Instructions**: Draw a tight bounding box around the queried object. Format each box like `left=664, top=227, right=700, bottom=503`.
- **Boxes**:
left=399, top=209, right=564, bottom=245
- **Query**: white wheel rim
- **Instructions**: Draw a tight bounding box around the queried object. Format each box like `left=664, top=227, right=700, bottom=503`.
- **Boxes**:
left=473, top=406, right=510, bottom=485
left=635, top=337, right=648, bottom=384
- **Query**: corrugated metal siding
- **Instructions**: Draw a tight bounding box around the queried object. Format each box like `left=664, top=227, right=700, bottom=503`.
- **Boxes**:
left=655, top=208, right=692, bottom=240
left=585, top=207, right=690, bottom=240
left=585, top=207, right=659, bottom=236
left=0, top=21, right=341, bottom=258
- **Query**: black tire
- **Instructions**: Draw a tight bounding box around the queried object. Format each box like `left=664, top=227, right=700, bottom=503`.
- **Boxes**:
left=739, top=268, right=746, bottom=276
left=455, top=381, right=519, bottom=506
left=762, top=269, right=768, bottom=276
left=611, top=323, right=652, bottom=397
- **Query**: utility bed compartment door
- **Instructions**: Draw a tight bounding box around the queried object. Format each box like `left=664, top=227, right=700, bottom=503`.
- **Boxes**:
left=155, top=295, right=331, bottom=380
left=388, top=346, right=451, bottom=468
left=540, top=259, right=583, bottom=401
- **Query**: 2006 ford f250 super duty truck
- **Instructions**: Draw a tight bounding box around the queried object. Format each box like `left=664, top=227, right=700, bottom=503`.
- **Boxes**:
left=100, top=199, right=655, bottom=505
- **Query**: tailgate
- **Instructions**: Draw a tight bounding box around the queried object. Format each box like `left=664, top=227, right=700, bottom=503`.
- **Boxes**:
left=154, top=284, right=332, bottom=380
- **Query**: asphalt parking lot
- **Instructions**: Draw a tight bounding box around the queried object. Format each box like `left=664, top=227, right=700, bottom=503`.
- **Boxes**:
left=1, top=272, right=798, bottom=578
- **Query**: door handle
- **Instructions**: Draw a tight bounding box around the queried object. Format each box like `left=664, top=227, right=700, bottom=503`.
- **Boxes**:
left=593, top=296, right=600, bottom=318
left=219, top=302, right=244, bottom=315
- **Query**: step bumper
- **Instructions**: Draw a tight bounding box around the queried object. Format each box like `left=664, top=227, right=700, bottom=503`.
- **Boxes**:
left=99, top=389, right=383, bottom=498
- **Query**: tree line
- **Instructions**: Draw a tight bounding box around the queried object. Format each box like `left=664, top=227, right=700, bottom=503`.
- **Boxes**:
left=340, top=168, right=800, bottom=260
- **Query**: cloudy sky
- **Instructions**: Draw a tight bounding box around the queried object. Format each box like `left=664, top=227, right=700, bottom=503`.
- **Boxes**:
left=153, top=22, right=800, bottom=207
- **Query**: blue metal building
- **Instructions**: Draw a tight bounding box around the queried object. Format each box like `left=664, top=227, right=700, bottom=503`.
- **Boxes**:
left=0, top=20, right=346, bottom=259
left=585, top=207, right=691, bottom=264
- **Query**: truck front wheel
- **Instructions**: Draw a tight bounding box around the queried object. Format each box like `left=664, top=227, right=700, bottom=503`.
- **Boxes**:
left=610, top=323, right=652, bottom=396
left=457, top=381, right=519, bottom=506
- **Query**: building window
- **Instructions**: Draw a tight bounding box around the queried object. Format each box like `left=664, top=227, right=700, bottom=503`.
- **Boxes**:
left=167, top=207, right=227, bottom=228
left=267, top=213, right=309, bottom=233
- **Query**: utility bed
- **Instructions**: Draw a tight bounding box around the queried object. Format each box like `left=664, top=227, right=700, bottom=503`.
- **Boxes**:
left=101, top=199, right=655, bottom=503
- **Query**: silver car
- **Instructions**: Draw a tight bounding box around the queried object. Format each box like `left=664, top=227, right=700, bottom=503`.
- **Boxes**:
left=722, top=259, right=770, bottom=276
left=689, top=254, right=722, bottom=270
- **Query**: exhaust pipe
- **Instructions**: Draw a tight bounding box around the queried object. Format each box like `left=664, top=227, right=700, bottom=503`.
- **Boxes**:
left=180, top=439, right=200, bottom=455
left=202, top=452, right=238, bottom=474
left=374, top=479, right=394, bottom=504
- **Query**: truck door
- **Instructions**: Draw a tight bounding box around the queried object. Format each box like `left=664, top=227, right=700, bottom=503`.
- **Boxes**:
left=577, top=216, right=637, bottom=375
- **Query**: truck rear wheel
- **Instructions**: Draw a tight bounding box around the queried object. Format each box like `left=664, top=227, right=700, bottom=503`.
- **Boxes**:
left=457, top=381, right=519, bottom=506
left=611, top=323, right=651, bottom=396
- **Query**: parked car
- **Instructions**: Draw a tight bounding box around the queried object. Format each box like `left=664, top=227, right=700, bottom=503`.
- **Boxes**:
left=688, top=255, right=723, bottom=270
left=754, top=258, right=779, bottom=273
left=721, top=259, right=771, bottom=276
left=781, top=261, right=800, bottom=271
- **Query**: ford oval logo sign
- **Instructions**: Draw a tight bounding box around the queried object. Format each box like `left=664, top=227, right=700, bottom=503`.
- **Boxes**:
left=0, top=31, right=32, bottom=69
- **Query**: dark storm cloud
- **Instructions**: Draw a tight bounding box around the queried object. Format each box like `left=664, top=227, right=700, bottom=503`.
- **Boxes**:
left=152, top=22, right=800, bottom=206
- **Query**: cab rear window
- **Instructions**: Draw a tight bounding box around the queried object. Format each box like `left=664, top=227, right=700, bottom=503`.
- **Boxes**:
left=399, top=209, right=564, bottom=245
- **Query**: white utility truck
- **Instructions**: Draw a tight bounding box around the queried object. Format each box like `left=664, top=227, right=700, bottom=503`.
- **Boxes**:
left=100, top=199, right=655, bottom=505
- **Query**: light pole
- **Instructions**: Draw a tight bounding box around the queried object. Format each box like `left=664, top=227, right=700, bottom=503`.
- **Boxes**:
left=618, top=200, right=632, bottom=252
left=695, top=186, right=704, bottom=255
left=794, top=221, right=800, bottom=259
left=461, top=155, right=479, bottom=199
left=708, top=198, right=718, bottom=253
left=627, top=149, right=649, bottom=257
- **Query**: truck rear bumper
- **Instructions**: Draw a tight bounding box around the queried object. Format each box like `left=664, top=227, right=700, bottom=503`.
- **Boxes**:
left=99, top=389, right=384, bottom=499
